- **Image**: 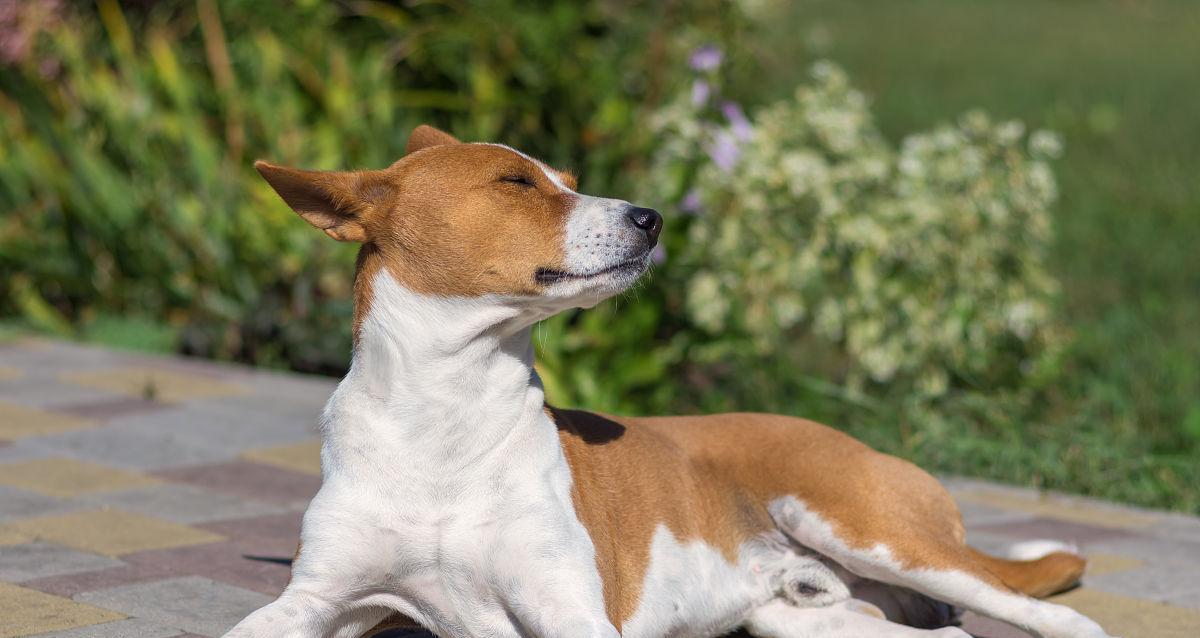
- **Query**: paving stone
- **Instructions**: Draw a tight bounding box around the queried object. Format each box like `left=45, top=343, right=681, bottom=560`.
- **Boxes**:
left=0, top=401, right=96, bottom=440
left=0, top=366, right=21, bottom=381
left=23, top=539, right=294, bottom=600
left=240, top=440, right=322, bottom=476
left=121, top=540, right=294, bottom=597
left=0, top=437, right=57, bottom=464
left=972, top=517, right=1138, bottom=546
left=0, top=582, right=124, bottom=638
left=182, top=399, right=321, bottom=443
left=76, top=576, right=273, bottom=638
left=156, top=461, right=320, bottom=507
left=198, top=512, right=305, bottom=557
left=955, top=499, right=1036, bottom=527
left=0, top=375, right=124, bottom=411
left=25, top=618, right=182, bottom=638
left=32, top=402, right=320, bottom=471
left=22, top=564, right=163, bottom=599
left=60, top=367, right=246, bottom=404
left=1083, top=552, right=1144, bottom=576
left=1, top=509, right=225, bottom=557
left=952, top=487, right=1159, bottom=529
left=1085, top=560, right=1200, bottom=609
left=1, top=339, right=132, bottom=369
left=0, top=526, right=32, bottom=545
left=52, top=397, right=172, bottom=421
left=18, top=414, right=252, bottom=470
left=0, top=541, right=125, bottom=582
left=0, top=458, right=160, bottom=497
left=960, top=612, right=1033, bottom=638
left=0, top=485, right=84, bottom=524
left=81, top=483, right=292, bottom=524
left=1147, top=513, right=1200, bottom=544
left=1047, top=587, right=1200, bottom=637
left=1084, top=534, right=1200, bottom=568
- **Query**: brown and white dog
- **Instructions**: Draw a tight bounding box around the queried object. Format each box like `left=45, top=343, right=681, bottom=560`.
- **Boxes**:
left=224, top=126, right=1115, bottom=638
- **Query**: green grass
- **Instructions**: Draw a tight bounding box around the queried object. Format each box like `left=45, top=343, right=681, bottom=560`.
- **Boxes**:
left=754, top=0, right=1200, bottom=511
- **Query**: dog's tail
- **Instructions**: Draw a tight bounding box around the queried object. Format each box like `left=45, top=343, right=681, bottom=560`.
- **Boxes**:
left=968, top=540, right=1086, bottom=598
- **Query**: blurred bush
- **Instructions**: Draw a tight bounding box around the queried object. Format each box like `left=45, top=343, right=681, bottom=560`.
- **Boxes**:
left=649, top=61, right=1063, bottom=400
left=0, top=0, right=735, bottom=374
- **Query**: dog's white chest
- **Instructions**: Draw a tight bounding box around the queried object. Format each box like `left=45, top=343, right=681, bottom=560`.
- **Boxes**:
left=297, top=394, right=609, bottom=638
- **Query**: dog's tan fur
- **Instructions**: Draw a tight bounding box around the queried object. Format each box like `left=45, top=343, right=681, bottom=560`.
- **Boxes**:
left=256, top=125, right=1091, bottom=638
left=553, top=409, right=1084, bottom=629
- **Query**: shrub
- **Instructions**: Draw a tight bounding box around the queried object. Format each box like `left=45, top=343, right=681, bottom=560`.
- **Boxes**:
left=638, top=60, right=1064, bottom=401
left=0, top=0, right=699, bottom=373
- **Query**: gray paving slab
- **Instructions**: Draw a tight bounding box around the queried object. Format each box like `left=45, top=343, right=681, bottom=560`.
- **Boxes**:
left=0, top=541, right=125, bottom=582
left=0, top=439, right=58, bottom=465
left=26, top=618, right=184, bottom=638
left=181, top=400, right=321, bottom=444
left=1084, top=534, right=1200, bottom=568
left=14, top=414, right=243, bottom=470
left=81, top=483, right=294, bottom=524
left=0, top=485, right=84, bottom=523
left=0, top=374, right=125, bottom=409
left=76, top=576, right=273, bottom=638
left=1086, top=564, right=1200, bottom=610
left=956, top=500, right=1037, bottom=527
left=1147, top=514, right=1200, bottom=544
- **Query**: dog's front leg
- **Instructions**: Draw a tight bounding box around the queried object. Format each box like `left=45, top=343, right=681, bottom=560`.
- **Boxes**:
left=220, top=588, right=391, bottom=638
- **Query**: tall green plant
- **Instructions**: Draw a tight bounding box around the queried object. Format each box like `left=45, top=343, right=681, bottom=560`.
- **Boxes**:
left=0, top=0, right=720, bottom=373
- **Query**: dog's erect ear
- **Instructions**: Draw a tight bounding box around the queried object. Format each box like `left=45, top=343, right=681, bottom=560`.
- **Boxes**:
left=254, top=161, right=392, bottom=242
left=405, top=124, right=461, bottom=155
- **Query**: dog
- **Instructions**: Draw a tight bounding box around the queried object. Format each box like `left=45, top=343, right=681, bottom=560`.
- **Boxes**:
left=224, top=125, right=1115, bottom=638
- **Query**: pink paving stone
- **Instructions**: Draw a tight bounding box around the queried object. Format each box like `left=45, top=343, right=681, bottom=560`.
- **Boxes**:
left=153, top=460, right=320, bottom=505
left=22, top=563, right=163, bottom=598
left=198, top=511, right=305, bottom=557
left=961, top=612, right=1035, bottom=638
left=52, top=396, right=171, bottom=420
left=24, top=534, right=297, bottom=599
left=971, top=517, right=1138, bottom=545
left=121, top=540, right=294, bottom=597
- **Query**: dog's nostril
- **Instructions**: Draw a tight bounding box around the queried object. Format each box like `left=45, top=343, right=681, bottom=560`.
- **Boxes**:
left=625, top=206, right=663, bottom=247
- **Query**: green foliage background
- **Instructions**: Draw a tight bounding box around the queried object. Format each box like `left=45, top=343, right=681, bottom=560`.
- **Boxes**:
left=1, top=0, right=1197, bottom=512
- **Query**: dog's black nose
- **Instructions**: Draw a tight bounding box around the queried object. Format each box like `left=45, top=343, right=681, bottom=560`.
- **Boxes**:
left=626, top=206, right=663, bottom=246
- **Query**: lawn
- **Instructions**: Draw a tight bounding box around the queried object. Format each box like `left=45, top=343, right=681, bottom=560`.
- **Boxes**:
left=753, top=0, right=1200, bottom=511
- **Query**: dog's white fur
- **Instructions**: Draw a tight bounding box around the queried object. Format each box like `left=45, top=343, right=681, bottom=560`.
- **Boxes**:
left=222, top=271, right=970, bottom=638
left=224, top=142, right=1115, bottom=638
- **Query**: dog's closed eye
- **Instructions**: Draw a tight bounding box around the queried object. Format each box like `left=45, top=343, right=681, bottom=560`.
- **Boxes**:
left=500, top=175, right=536, bottom=188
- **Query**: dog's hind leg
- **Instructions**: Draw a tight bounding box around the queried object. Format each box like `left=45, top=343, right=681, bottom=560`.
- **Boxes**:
left=744, top=599, right=971, bottom=638
left=769, top=497, right=1115, bottom=638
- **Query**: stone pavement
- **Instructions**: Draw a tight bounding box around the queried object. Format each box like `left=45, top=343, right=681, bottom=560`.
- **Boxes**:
left=1, top=338, right=1198, bottom=638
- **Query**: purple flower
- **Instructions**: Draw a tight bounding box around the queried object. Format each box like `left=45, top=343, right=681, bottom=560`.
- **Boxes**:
left=691, top=80, right=711, bottom=107
left=680, top=189, right=703, bottom=214
left=689, top=45, right=723, bottom=72
left=721, top=101, right=753, bottom=141
left=651, top=244, right=668, bottom=265
left=706, top=130, right=741, bottom=173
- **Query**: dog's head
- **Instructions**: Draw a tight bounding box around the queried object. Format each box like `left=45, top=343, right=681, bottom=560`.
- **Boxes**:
left=256, top=125, right=660, bottom=313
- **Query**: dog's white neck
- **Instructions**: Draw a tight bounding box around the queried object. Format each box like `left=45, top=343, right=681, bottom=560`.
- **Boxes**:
left=324, top=271, right=551, bottom=474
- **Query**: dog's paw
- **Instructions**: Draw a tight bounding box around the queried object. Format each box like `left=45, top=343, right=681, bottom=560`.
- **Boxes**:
left=779, top=561, right=851, bottom=608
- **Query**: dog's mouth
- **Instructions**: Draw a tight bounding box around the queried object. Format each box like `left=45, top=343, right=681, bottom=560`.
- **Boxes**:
left=535, top=256, right=648, bottom=285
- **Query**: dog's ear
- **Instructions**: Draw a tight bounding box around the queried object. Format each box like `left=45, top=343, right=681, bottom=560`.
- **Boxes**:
left=254, top=161, right=392, bottom=243
left=406, top=124, right=461, bottom=155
